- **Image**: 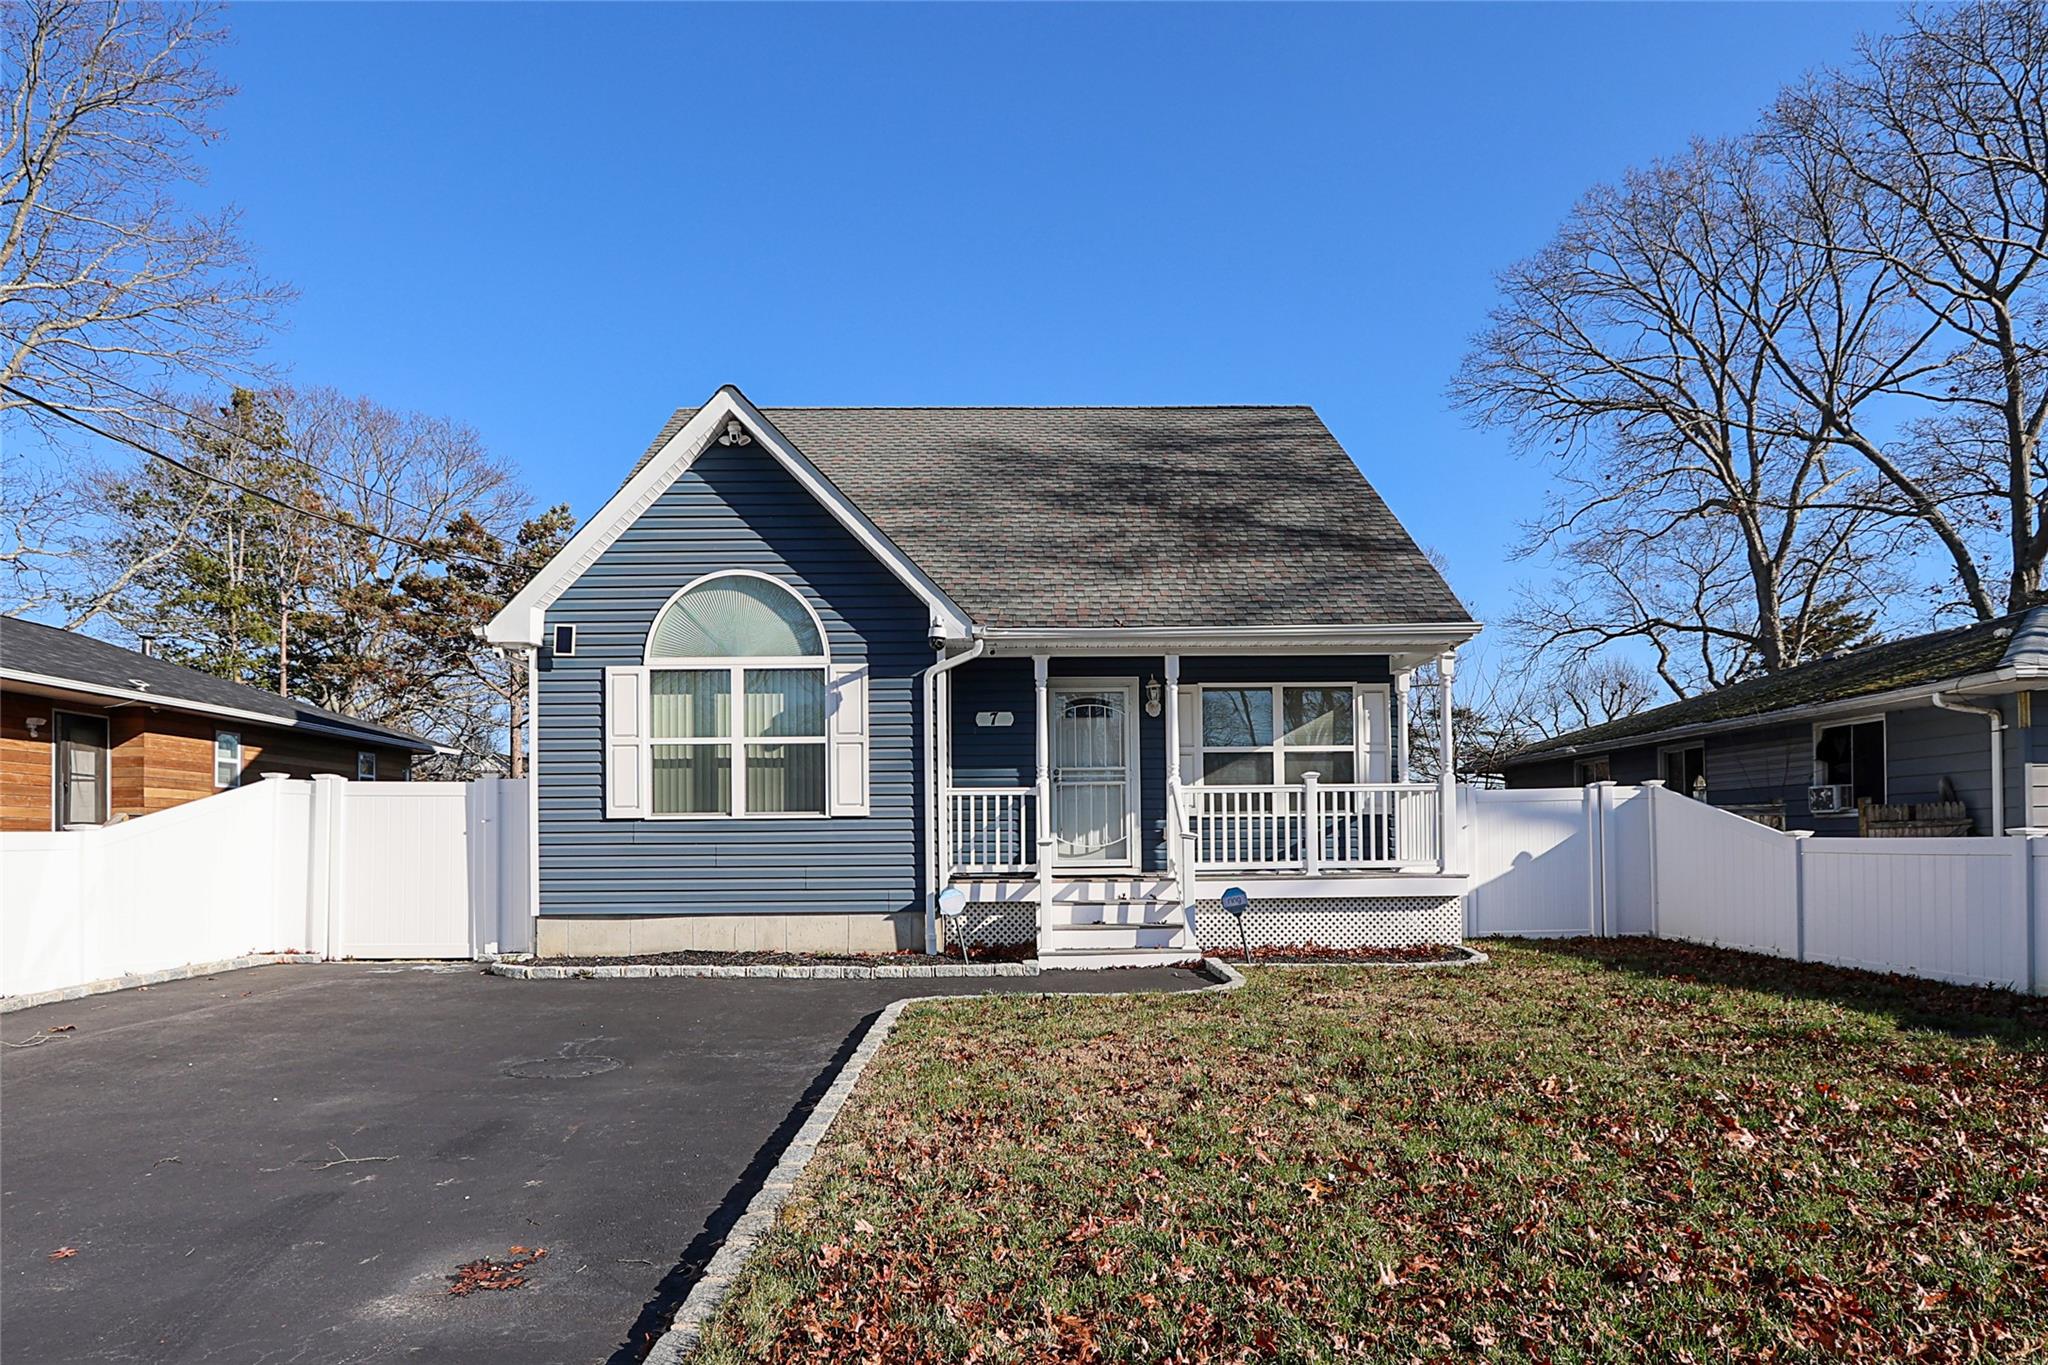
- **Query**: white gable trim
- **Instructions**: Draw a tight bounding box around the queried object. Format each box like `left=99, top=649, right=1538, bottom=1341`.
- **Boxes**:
left=486, top=386, right=974, bottom=647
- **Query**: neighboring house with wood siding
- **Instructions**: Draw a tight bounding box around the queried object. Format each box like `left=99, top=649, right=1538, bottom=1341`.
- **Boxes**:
left=1500, top=610, right=2048, bottom=837
left=487, top=386, right=1479, bottom=967
left=0, top=617, right=433, bottom=832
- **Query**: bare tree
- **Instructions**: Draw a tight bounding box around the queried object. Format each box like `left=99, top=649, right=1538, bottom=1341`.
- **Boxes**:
left=1454, top=139, right=1907, bottom=695
left=1, top=1, right=289, bottom=616
left=0, top=0, right=288, bottom=428
left=1769, top=0, right=2048, bottom=614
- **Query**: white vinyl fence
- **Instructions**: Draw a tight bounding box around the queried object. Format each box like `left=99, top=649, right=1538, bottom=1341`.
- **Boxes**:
left=1, top=775, right=529, bottom=1001
left=1464, top=782, right=2048, bottom=995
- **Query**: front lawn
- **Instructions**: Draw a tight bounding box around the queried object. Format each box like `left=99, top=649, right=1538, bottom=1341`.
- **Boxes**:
left=695, top=941, right=2047, bottom=1363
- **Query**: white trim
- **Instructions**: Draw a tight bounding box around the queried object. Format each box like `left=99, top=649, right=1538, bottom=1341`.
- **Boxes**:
left=1047, top=677, right=1143, bottom=873
left=485, top=386, right=973, bottom=647
left=980, top=623, right=1480, bottom=658
left=526, top=647, right=542, bottom=919
left=1, top=668, right=434, bottom=753
left=213, top=728, right=243, bottom=789
left=1809, top=713, right=1888, bottom=817
left=551, top=623, right=577, bottom=658
left=641, top=664, right=832, bottom=819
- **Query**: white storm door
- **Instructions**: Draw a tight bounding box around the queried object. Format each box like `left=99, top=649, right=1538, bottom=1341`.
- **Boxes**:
left=1051, top=682, right=1138, bottom=868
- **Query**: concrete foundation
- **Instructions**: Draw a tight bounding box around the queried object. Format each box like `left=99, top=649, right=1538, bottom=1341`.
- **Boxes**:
left=536, top=911, right=927, bottom=958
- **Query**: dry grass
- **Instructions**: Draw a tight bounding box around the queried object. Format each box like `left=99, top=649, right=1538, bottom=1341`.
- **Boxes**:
left=693, top=939, right=2048, bottom=1363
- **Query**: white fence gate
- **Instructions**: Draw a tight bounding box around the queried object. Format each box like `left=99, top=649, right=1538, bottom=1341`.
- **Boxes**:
left=1, top=775, right=530, bottom=1002
left=1464, top=781, right=2048, bottom=996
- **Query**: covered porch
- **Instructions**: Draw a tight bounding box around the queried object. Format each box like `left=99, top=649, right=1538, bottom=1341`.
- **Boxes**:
left=927, top=630, right=1469, bottom=963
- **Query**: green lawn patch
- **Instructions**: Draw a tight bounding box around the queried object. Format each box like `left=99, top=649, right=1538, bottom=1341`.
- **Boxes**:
left=694, top=939, right=2048, bottom=1363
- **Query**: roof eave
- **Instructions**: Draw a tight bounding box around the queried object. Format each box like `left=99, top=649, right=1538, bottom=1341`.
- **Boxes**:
left=978, top=621, right=1481, bottom=658
left=1502, top=664, right=2039, bottom=765
left=0, top=669, right=437, bottom=754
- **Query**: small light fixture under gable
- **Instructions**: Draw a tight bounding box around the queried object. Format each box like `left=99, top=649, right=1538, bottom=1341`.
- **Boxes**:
left=553, top=623, right=577, bottom=657
left=717, top=419, right=752, bottom=447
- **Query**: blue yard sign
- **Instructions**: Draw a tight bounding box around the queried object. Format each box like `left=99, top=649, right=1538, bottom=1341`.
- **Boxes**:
left=1220, top=886, right=1249, bottom=917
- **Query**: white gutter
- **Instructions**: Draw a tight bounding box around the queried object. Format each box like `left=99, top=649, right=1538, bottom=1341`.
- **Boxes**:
left=1932, top=692, right=2007, bottom=835
left=978, top=622, right=1481, bottom=655
left=921, top=634, right=986, bottom=952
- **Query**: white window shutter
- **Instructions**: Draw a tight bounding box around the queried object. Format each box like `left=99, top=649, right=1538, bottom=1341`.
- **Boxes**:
left=604, top=666, right=649, bottom=819
left=1360, top=687, right=1391, bottom=783
left=827, top=662, right=870, bottom=816
left=1177, top=688, right=1202, bottom=785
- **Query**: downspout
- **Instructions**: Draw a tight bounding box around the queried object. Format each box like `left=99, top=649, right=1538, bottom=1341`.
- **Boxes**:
left=1933, top=692, right=2006, bottom=836
left=923, top=633, right=986, bottom=951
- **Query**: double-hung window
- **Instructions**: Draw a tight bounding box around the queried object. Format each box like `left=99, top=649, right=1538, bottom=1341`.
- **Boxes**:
left=1813, top=717, right=1884, bottom=809
left=1200, top=685, right=1359, bottom=785
left=647, top=574, right=828, bottom=817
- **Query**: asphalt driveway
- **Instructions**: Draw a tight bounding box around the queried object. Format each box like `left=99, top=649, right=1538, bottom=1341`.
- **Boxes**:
left=1, top=960, right=1209, bottom=1364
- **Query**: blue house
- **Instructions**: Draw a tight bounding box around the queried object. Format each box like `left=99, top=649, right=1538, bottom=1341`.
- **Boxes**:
left=488, top=387, right=1478, bottom=966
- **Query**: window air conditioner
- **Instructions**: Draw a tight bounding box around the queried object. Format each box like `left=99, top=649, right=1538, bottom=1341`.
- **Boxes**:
left=1807, top=784, right=1852, bottom=816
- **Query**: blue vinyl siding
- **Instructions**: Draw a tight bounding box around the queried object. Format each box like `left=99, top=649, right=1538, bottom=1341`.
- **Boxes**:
left=536, top=445, right=931, bottom=916
left=949, top=653, right=1394, bottom=873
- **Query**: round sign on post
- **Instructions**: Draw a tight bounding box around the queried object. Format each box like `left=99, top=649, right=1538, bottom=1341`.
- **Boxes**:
left=936, top=886, right=969, bottom=964
left=1219, top=886, right=1252, bottom=963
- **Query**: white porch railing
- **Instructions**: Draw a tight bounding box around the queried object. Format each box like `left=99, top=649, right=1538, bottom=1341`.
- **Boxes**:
left=948, top=787, right=1038, bottom=874
left=1192, top=781, right=1440, bottom=872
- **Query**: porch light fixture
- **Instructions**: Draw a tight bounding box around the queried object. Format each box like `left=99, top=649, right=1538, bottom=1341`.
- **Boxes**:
left=1144, top=675, right=1163, bottom=718
left=1691, top=773, right=1708, bottom=799
left=717, top=419, right=752, bottom=447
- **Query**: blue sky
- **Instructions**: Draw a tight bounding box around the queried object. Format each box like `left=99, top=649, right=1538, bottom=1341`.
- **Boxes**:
left=186, top=1, right=1890, bottom=653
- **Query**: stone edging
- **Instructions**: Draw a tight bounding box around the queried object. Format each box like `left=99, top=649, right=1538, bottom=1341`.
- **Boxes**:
left=1222, top=944, right=1492, bottom=971
left=0, top=953, right=323, bottom=1014
left=488, top=959, right=1042, bottom=981
left=640, top=956, right=1245, bottom=1365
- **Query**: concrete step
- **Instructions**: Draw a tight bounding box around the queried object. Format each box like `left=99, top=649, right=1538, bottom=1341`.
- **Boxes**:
left=1039, top=919, right=1192, bottom=954
left=1037, top=945, right=1205, bottom=971
left=1056, top=900, right=1183, bottom=927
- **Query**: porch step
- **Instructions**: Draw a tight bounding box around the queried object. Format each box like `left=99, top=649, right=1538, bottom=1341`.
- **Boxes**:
left=1036, top=945, right=1205, bottom=971
left=1039, top=905, right=1194, bottom=956
left=1057, top=899, right=1182, bottom=927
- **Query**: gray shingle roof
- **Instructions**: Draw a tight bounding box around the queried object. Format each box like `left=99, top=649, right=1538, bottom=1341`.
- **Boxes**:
left=1503, top=608, right=2045, bottom=764
left=0, top=616, right=435, bottom=752
left=630, top=406, right=1471, bottom=631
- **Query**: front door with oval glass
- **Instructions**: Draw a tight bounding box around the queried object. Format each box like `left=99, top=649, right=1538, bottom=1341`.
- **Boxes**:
left=1051, top=681, right=1138, bottom=869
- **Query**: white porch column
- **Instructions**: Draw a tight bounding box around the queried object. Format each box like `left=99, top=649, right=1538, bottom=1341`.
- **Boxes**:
left=1033, top=655, right=1054, bottom=928
left=1393, top=668, right=1412, bottom=783
left=1164, top=654, right=1184, bottom=898
left=1163, top=655, right=1182, bottom=787
left=1437, top=651, right=1457, bottom=874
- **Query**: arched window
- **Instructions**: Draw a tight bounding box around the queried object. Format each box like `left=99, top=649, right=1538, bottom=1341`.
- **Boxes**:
left=645, top=573, right=829, bottom=817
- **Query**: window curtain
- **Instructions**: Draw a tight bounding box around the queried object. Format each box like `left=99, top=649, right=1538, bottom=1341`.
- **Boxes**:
left=744, top=668, right=825, bottom=813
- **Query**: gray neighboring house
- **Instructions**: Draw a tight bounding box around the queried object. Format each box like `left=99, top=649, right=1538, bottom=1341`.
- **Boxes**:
left=487, top=386, right=1479, bottom=966
left=1500, top=610, right=2048, bottom=836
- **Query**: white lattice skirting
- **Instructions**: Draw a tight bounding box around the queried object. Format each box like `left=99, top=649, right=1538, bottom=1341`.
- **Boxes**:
left=942, top=902, right=1038, bottom=948
left=1191, top=896, right=1464, bottom=951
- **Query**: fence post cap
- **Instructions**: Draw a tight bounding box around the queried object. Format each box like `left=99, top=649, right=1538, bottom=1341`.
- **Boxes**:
left=1789, top=830, right=1816, bottom=840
